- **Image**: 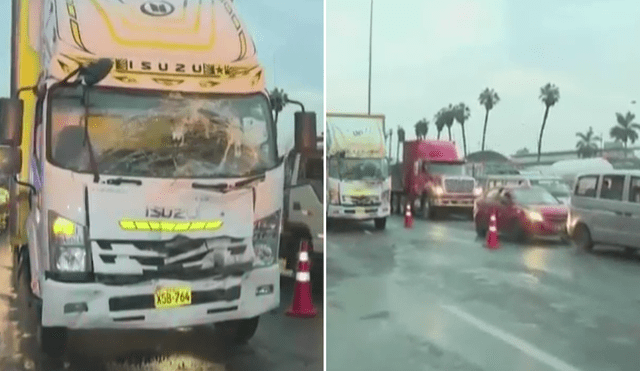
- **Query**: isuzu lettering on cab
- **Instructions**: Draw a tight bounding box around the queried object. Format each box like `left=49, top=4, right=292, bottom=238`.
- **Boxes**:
left=2, top=0, right=286, bottom=357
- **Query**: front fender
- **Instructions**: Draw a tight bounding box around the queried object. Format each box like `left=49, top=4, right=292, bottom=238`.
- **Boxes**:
left=25, top=208, right=43, bottom=298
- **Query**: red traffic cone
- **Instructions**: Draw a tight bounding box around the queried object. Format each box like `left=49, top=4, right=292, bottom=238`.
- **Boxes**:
left=486, top=212, right=500, bottom=249
left=404, top=204, right=414, bottom=229
left=286, top=240, right=317, bottom=318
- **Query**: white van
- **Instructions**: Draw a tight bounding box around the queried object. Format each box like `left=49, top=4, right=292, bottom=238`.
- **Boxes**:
left=567, top=170, right=640, bottom=253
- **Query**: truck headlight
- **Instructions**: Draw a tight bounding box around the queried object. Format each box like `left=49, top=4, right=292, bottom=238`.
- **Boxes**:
left=474, top=187, right=483, bottom=196
left=48, top=211, right=91, bottom=272
left=329, top=188, right=340, bottom=205
left=253, top=210, right=281, bottom=267
left=433, top=186, right=444, bottom=196
left=381, top=190, right=391, bottom=203
left=527, top=210, right=544, bottom=222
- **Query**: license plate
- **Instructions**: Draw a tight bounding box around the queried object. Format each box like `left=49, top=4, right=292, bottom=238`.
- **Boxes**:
left=356, top=208, right=365, bottom=215
left=154, top=286, right=192, bottom=309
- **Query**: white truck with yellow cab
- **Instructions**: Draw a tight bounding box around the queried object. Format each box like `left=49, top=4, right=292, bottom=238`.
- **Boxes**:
left=326, top=113, right=391, bottom=230
left=4, top=0, right=286, bottom=357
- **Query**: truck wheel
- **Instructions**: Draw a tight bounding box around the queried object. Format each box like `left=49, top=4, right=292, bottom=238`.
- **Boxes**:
left=38, top=326, right=68, bottom=359
left=475, top=220, right=487, bottom=238
left=374, top=217, right=386, bottom=230
left=216, top=316, right=260, bottom=345
left=427, top=202, right=438, bottom=220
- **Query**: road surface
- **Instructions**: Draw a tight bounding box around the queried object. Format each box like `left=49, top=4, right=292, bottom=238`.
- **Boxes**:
left=0, top=236, right=323, bottom=371
left=327, top=214, right=640, bottom=371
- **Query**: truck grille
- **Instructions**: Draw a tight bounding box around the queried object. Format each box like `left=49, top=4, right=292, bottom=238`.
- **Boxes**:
left=342, top=195, right=380, bottom=206
left=92, top=236, right=253, bottom=283
left=444, top=179, right=475, bottom=193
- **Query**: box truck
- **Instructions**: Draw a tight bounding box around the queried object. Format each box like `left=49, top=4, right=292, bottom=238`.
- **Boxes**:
left=2, top=0, right=294, bottom=357
left=326, top=113, right=391, bottom=230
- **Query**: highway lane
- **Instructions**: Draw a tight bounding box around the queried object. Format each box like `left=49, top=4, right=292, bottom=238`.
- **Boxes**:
left=326, top=214, right=640, bottom=371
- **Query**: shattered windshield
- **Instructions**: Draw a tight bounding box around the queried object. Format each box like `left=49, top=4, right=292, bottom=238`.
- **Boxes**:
left=47, top=86, right=276, bottom=178
left=336, top=158, right=389, bottom=181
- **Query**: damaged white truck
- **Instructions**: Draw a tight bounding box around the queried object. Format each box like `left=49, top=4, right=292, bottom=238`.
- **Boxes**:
left=4, top=0, right=287, bottom=357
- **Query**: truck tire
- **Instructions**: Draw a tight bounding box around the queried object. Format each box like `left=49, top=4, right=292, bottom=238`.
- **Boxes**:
left=475, top=220, right=487, bottom=238
left=216, top=316, right=260, bottom=344
left=427, top=201, right=438, bottom=220
left=374, top=217, right=386, bottom=230
left=38, top=326, right=68, bottom=359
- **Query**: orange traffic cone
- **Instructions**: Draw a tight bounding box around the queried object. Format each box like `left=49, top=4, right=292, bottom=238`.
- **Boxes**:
left=404, top=203, right=413, bottom=228
left=286, top=240, right=317, bottom=318
left=486, top=212, right=500, bottom=249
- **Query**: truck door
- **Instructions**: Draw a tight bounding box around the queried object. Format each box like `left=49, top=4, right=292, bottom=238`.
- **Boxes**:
left=289, top=156, right=324, bottom=253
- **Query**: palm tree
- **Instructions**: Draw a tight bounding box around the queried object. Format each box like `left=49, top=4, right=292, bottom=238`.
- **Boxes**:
left=269, top=87, right=287, bottom=123
left=443, top=104, right=456, bottom=141
left=610, top=111, right=640, bottom=158
left=414, top=119, right=428, bottom=140
left=478, top=88, right=500, bottom=151
left=397, top=126, right=405, bottom=162
left=453, top=103, right=471, bottom=156
left=434, top=109, right=447, bottom=140
left=537, top=83, right=560, bottom=162
left=575, top=127, right=601, bottom=158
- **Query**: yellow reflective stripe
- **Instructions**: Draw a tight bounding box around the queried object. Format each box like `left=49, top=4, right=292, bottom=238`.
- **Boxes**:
left=119, top=219, right=223, bottom=232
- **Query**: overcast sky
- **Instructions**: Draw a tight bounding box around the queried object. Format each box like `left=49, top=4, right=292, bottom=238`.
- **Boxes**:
left=327, top=0, right=640, bottom=157
left=0, top=0, right=324, bottom=155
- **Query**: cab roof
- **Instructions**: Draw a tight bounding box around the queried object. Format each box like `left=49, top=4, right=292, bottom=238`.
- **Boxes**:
left=42, top=0, right=264, bottom=93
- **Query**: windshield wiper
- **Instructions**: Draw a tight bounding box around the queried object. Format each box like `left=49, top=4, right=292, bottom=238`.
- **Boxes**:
left=82, top=89, right=100, bottom=183
left=192, top=174, right=266, bottom=193
left=105, top=177, right=142, bottom=186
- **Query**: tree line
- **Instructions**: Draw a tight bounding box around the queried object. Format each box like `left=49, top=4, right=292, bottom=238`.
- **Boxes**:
left=401, top=83, right=561, bottom=162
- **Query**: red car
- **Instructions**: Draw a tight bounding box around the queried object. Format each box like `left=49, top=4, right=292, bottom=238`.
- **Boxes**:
left=474, top=185, right=569, bottom=242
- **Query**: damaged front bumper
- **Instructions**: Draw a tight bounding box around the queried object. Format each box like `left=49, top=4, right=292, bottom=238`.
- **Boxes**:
left=40, top=265, right=279, bottom=329
left=327, top=204, right=390, bottom=220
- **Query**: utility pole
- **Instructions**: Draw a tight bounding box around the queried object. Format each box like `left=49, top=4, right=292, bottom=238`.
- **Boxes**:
left=367, top=0, right=373, bottom=114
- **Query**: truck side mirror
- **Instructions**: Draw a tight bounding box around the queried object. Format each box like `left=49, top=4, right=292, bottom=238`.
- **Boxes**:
left=0, top=146, right=22, bottom=175
left=0, top=98, right=24, bottom=147
left=294, top=111, right=317, bottom=153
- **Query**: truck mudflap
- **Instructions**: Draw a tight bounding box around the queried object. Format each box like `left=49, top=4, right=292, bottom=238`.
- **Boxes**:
left=40, top=265, right=280, bottom=329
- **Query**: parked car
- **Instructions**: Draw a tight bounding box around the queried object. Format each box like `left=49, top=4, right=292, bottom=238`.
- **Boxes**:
left=474, top=185, right=569, bottom=242
left=568, top=170, right=640, bottom=253
left=477, top=174, right=572, bottom=204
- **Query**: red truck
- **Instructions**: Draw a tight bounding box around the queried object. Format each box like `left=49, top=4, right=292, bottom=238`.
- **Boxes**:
left=391, top=140, right=481, bottom=219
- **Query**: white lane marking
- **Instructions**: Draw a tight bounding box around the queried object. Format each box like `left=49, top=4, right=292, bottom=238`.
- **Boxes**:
left=442, top=305, right=582, bottom=371
left=364, top=230, right=372, bottom=235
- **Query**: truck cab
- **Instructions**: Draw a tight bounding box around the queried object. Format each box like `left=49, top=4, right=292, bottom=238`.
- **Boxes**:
left=280, top=115, right=323, bottom=281
left=4, top=0, right=287, bottom=358
left=401, top=140, right=481, bottom=219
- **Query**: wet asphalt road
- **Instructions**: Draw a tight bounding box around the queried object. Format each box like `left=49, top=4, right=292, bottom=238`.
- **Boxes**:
left=0, top=236, right=323, bottom=371
left=326, top=213, right=640, bottom=371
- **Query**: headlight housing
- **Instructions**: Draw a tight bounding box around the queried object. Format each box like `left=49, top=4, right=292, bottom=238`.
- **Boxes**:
left=527, top=210, right=544, bottom=222
left=474, top=187, right=483, bottom=196
left=253, top=210, right=281, bottom=267
left=329, top=188, right=340, bottom=205
left=381, top=189, right=391, bottom=204
left=48, top=211, right=91, bottom=273
left=433, top=186, right=444, bottom=196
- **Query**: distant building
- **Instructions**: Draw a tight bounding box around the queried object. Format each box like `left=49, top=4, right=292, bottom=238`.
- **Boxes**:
left=510, top=143, right=640, bottom=169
